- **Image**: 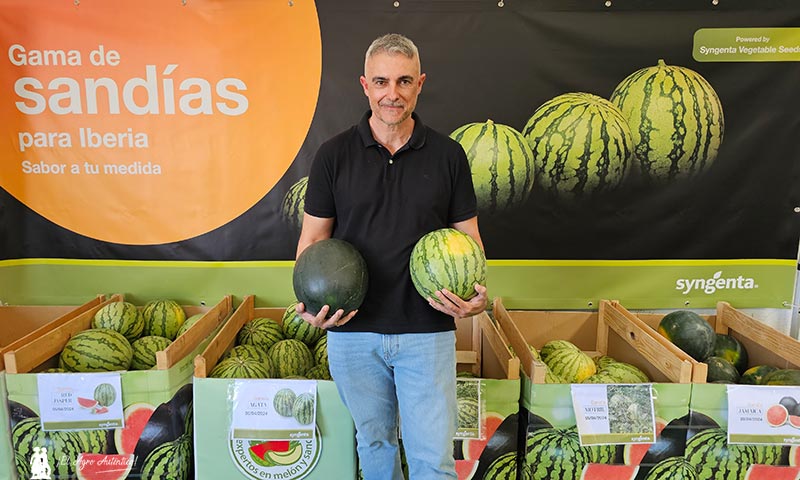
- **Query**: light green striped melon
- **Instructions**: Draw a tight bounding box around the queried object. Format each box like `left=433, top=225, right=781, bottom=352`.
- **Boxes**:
left=526, top=426, right=590, bottom=480
left=292, top=392, right=315, bottom=425
left=522, top=92, right=633, bottom=199
left=273, top=388, right=297, bottom=417
left=684, top=427, right=757, bottom=480
left=601, top=361, right=650, bottom=383
left=94, top=383, right=117, bottom=407
left=140, top=435, right=191, bottom=479
left=450, top=119, right=535, bottom=214
left=312, top=335, right=328, bottom=368
left=644, top=456, right=698, bottom=480
left=610, top=59, right=724, bottom=184
left=60, top=328, right=133, bottom=372
left=222, top=344, right=275, bottom=377
left=268, top=339, right=314, bottom=378
left=281, top=176, right=308, bottom=233
left=142, top=299, right=186, bottom=340
left=543, top=347, right=596, bottom=383
left=282, top=302, right=325, bottom=345
left=209, top=356, right=271, bottom=379
left=92, top=301, right=144, bottom=343
left=540, top=340, right=580, bottom=362
left=409, top=228, right=486, bottom=302
left=130, top=335, right=172, bottom=370
left=176, top=312, right=204, bottom=338
left=237, top=317, right=285, bottom=351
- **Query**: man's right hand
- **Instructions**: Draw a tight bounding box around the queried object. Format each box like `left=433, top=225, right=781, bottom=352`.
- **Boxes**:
left=296, top=302, right=357, bottom=330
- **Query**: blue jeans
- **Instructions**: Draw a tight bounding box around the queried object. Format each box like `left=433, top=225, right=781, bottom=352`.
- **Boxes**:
left=327, top=330, right=457, bottom=480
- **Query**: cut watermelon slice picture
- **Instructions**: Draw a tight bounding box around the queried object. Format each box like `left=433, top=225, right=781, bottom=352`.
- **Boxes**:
left=76, top=453, right=134, bottom=480
left=581, top=463, right=639, bottom=480
left=249, top=440, right=291, bottom=460
left=77, top=397, right=99, bottom=409
left=744, top=465, right=800, bottom=480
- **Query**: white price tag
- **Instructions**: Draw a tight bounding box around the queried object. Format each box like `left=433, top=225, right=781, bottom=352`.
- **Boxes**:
left=37, top=372, right=124, bottom=431
left=571, top=384, right=655, bottom=446
left=230, top=380, right=317, bottom=441
left=727, top=385, right=800, bottom=445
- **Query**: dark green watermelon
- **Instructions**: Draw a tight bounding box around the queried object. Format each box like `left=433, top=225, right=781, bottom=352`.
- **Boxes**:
left=657, top=310, right=715, bottom=362
left=712, top=333, right=749, bottom=374
left=762, top=369, right=800, bottom=386
left=705, top=356, right=740, bottom=384
left=293, top=238, right=369, bottom=316
left=739, top=365, right=778, bottom=385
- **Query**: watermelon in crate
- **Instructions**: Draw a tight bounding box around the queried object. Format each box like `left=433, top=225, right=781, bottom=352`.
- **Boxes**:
left=193, top=295, right=356, bottom=480
left=3, top=295, right=232, bottom=480
left=491, top=297, right=696, bottom=479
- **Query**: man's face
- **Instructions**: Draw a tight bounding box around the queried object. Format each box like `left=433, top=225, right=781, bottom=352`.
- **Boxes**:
left=360, top=51, right=426, bottom=128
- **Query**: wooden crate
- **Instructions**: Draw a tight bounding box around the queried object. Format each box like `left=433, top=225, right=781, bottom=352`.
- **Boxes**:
left=493, top=297, right=695, bottom=383
left=4, top=295, right=232, bottom=373
left=715, top=301, right=800, bottom=370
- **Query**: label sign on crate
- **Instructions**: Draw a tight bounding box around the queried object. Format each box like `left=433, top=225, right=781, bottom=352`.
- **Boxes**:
left=728, top=385, right=800, bottom=445
left=37, top=373, right=124, bottom=430
left=454, top=378, right=482, bottom=440
left=231, top=380, right=317, bottom=441
left=571, top=384, right=656, bottom=445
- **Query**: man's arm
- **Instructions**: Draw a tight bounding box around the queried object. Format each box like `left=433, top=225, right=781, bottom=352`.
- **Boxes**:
left=295, top=213, right=356, bottom=328
left=428, top=216, right=489, bottom=318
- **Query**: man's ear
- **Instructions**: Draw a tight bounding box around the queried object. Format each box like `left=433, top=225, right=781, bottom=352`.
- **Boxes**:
left=359, top=75, right=369, bottom=96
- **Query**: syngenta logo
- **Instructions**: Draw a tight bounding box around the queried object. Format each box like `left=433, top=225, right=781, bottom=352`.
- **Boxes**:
left=675, top=271, right=758, bottom=295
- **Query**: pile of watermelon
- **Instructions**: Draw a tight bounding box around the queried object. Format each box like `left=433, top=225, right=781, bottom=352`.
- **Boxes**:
left=53, top=299, right=190, bottom=373
left=656, top=310, right=800, bottom=385
left=210, top=302, right=331, bottom=380
left=528, top=339, right=650, bottom=384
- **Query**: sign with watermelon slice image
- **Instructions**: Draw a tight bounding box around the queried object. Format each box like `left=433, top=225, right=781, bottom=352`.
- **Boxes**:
left=228, top=427, right=321, bottom=480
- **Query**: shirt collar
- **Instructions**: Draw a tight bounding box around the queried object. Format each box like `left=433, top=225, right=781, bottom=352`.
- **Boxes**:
left=358, top=110, right=427, bottom=150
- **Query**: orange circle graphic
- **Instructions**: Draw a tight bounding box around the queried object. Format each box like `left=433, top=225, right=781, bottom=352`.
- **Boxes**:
left=0, top=0, right=321, bottom=245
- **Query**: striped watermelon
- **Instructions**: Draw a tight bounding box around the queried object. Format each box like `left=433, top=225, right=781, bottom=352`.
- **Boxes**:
left=60, top=328, right=133, bottom=372
left=409, top=228, right=486, bottom=302
left=73, top=428, right=109, bottom=454
left=483, top=451, right=520, bottom=479
left=209, top=356, right=272, bottom=379
left=140, top=435, right=191, bottom=480
left=685, top=428, right=757, bottom=480
left=305, top=363, right=332, bottom=380
left=543, top=347, right=596, bottom=383
left=540, top=340, right=580, bottom=361
left=457, top=397, right=479, bottom=429
left=13, top=417, right=85, bottom=478
left=222, top=344, right=272, bottom=366
left=142, top=299, right=186, bottom=340
left=268, top=339, right=314, bottom=378
left=522, top=92, right=633, bottom=199
left=92, top=301, right=144, bottom=343
left=600, top=362, right=650, bottom=383
left=94, top=383, right=117, bottom=407
left=237, top=317, right=285, bottom=351
left=450, top=119, right=535, bottom=215
left=281, top=176, right=308, bottom=233
left=643, top=457, right=698, bottom=479
left=312, top=335, right=329, bottom=368
left=292, top=392, right=315, bottom=425
left=130, top=335, right=172, bottom=370
left=610, top=59, right=724, bottom=184
left=176, top=312, right=204, bottom=338
left=273, top=388, right=297, bottom=417
left=526, top=426, right=590, bottom=480
left=282, top=302, right=325, bottom=345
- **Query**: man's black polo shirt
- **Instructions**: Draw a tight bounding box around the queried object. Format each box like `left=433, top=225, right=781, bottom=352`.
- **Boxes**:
left=304, top=111, right=478, bottom=334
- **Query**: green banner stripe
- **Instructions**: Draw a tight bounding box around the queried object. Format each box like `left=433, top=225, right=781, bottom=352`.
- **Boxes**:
left=729, top=434, right=800, bottom=445
left=694, top=27, right=800, bottom=62
left=43, top=420, right=121, bottom=430
left=581, top=433, right=655, bottom=445
left=233, top=429, right=313, bottom=440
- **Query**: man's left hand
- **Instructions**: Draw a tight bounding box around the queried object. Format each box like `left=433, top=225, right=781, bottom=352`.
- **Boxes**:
left=428, top=284, right=488, bottom=318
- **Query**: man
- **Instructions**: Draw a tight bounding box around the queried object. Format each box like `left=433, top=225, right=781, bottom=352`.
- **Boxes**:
left=296, top=33, right=487, bottom=479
